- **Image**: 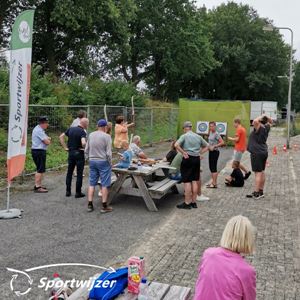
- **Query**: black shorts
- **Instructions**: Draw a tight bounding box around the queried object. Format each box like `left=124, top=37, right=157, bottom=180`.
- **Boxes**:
left=180, top=156, right=200, bottom=183
left=250, top=153, right=268, bottom=172
left=209, top=150, right=219, bottom=173
left=31, top=149, right=47, bottom=173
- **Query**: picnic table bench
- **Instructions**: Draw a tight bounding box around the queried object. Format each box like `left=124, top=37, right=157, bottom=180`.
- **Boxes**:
left=108, top=163, right=179, bottom=212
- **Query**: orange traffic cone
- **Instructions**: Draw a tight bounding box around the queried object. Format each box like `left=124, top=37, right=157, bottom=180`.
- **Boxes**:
left=272, top=146, right=277, bottom=155
left=283, top=144, right=287, bottom=152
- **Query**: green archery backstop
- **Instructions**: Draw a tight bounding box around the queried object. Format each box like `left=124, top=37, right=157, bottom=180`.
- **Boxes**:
left=178, top=99, right=251, bottom=137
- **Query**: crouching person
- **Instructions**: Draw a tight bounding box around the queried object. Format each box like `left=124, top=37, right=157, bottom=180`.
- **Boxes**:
left=85, top=119, right=113, bottom=213
left=225, top=161, right=245, bottom=187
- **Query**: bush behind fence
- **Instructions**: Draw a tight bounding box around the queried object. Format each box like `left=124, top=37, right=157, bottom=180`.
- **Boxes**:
left=0, top=104, right=179, bottom=180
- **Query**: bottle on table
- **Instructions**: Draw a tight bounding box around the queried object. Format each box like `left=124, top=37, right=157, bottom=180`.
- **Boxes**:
left=138, top=278, right=149, bottom=300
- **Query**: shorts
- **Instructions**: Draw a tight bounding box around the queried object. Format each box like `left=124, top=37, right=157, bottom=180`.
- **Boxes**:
left=209, top=150, right=219, bottom=173
left=31, top=149, right=46, bottom=173
left=250, top=153, right=268, bottom=172
left=233, top=150, right=244, bottom=162
left=89, top=160, right=112, bottom=187
left=180, top=156, right=200, bottom=183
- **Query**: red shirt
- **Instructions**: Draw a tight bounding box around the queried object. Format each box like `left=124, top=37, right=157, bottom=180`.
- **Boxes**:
left=235, top=125, right=247, bottom=152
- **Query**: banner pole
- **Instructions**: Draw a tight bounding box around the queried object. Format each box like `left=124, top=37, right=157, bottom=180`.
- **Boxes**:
left=0, top=182, right=22, bottom=219
left=6, top=183, right=10, bottom=211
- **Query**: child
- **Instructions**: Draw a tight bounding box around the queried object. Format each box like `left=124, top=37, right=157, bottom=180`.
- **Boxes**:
left=225, top=161, right=244, bottom=187
left=114, top=141, right=133, bottom=169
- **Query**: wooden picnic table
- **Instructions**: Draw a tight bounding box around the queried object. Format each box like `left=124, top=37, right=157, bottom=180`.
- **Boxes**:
left=68, top=280, right=191, bottom=300
left=116, top=282, right=191, bottom=299
left=108, top=162, right=179, bottom=212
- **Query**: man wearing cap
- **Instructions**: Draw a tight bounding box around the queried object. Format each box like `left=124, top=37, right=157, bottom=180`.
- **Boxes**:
left=85, top=119, right=113, bottom=213
left=31, top=116, right=51, bottom=193
left=59, top=118, right=89, bottom=198
left=175, top=121, right=210, bottom=209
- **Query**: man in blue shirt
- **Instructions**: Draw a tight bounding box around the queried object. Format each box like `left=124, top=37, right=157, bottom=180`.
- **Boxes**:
left=31, top=116, right=51, bottom=193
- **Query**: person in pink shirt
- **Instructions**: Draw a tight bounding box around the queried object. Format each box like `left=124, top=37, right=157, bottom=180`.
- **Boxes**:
left=194, top=215, right=256, bottom=300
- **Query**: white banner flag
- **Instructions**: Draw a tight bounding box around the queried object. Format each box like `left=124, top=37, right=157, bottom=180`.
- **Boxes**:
left=7, top=10, right=35, bottom=183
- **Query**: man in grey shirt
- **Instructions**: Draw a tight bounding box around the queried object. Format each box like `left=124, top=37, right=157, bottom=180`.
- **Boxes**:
left=85, top=119, right=113, bottom=213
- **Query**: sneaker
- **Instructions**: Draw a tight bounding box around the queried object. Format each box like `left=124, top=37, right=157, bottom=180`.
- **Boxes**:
left=66, top=191, right=71, bottom=197
left=87, top=202, right=94, bottom=212
left=259, top=190, right=265, bottom=198
left=196, top=194, right=210, bottom=201
left=100, top=206, right=113, bottom=213
left=247, top=191, right=263, bottom=199
left=190, top=202, right=198, bottom=208
left=246, top=192, right=255, bottom=198
left=75, top=192, right=85, bottom=198
left=176, top=202, right=192, bottom=209
left=244, top=171, right=252, bottom=180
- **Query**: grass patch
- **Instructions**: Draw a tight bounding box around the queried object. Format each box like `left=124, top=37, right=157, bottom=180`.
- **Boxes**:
left=0, top=130, right=68, bottom=179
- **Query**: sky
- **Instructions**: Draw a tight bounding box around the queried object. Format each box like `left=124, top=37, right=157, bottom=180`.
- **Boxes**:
left=196, top=0, right=299, bottom=59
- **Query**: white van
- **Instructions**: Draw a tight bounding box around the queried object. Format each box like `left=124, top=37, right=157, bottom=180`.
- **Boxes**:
left=250, top=101, right=278, bottom=125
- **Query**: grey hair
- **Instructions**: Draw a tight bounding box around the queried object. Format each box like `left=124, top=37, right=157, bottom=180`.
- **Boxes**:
left=132, top=135, right=141, bottom=143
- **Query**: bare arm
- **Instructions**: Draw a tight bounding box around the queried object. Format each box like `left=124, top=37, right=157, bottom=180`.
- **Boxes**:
left=138, top=152, right=147, bottom=159
left=228, top=136, right=239, bottom=142
left=43, top=137, right=51, bottom=145
left=175, top=142, right=189, bottom=159
left=126, top=122, right=135, bottom=128
left=59, top=133, right=68, bottom=150
left=81, top=137, right=86, bottom=148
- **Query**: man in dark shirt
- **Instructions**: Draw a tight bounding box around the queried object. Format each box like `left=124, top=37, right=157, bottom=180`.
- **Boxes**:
left=246, top=115, right=272, bottom=199
left=60, top=118, right=89, bottom=198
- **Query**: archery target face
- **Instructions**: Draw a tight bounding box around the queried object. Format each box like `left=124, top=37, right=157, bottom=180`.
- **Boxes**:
left=196, top=121, right=209, bottom=134
left=216, top=122, right=227, bottom=135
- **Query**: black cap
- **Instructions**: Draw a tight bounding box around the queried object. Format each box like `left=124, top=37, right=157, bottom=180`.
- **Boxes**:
left=39, top=116, right=49, bottom=123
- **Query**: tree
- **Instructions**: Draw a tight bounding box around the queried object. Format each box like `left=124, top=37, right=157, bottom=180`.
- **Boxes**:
left=1, top=0, right=136, bottom=80
left=101, top=0, right=217, bottom=100
left=196, top=2, right=290, bottom=103
left=292, top=62, right=300, bottom=112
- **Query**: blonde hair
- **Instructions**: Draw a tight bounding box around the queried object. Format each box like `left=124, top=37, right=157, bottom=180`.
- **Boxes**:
left=220, top=215, right=255, bottom=254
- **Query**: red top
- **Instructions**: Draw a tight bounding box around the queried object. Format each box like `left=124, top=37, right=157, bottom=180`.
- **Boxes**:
left=235, top=125, right=247, bottom=152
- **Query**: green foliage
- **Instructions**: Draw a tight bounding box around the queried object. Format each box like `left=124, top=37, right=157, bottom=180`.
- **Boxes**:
left=292, top=62, right=300, bottom=112
left=0, top=65, right=145, bottom=106
left=0, top=66, right=9, bottom=103
left=196, top=2, right=290, bottom=103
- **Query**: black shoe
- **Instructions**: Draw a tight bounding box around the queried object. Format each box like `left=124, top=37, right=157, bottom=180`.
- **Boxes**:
left=244, top=171, right=251, bottom=180
left=259, top=190, right=265, bottom=198
left=246, top=192, right=255, bottom=198
left=247, top=191, right=263, bottom=199
left=66, top=191, right=71, bottom=197
left=176, top=202, right=192, bottom=209
left=75, top=192, right=85, bottom=198
left=87, top=202, right=94, bottom=212
left=190, top=202, right=198, bottom=208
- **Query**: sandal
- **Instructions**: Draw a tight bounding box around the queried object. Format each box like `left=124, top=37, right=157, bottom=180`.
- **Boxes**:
left=206, top=183, right=217, bottom=188
left=34, top=186, right=48, bottom=193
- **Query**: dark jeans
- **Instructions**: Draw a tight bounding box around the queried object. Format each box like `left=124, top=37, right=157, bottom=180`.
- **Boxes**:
left=66, top=150, right=85, bottom=193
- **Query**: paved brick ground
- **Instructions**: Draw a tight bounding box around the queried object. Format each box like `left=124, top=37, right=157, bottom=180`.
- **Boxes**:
left=110, top=131, right=300, bottom=300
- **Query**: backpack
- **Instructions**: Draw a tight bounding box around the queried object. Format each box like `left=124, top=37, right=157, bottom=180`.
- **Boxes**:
left=89, top=267, right=128, bottom=300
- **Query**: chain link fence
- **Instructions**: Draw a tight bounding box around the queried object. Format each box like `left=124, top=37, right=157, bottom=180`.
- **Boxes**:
left=0, top=104, right=179, bottom=180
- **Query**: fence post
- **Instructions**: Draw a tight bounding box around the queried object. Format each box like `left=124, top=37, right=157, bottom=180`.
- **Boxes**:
left=150, top=108, right=154, bottom=146
left=87, top=105, right=91, bottom=121
left=169, top=108, right=173, bottom=140
left=123, top=106, right=128, bottom=122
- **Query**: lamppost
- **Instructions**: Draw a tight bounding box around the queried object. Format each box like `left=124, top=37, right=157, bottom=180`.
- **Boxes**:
left=263, top=25, right=293, bottom=149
